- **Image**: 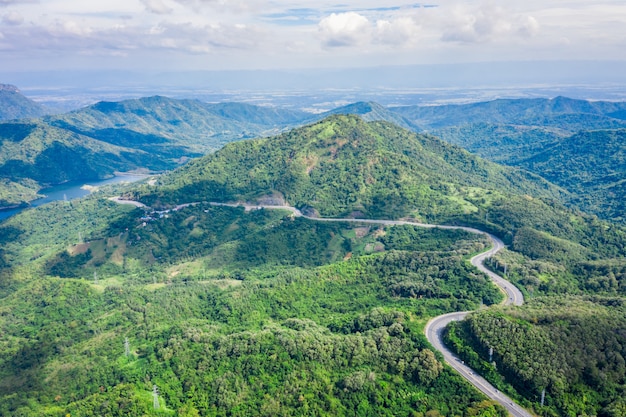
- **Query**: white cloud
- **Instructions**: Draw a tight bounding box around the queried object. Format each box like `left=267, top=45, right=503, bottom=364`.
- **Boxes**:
left=57, top=20, right=93, bottom=37
left=0, top=0, right=625, bottom=72
left=0, top=17, right=263, bottom=55
left=169, top=0, right=252, bottom=14
left=2, top=10, right=23, bottom=25
left=440, top=3, right=539, bottom=43
left=0, top=0, right=37, bottom=6
left=318, top=12, right=370, bottom=47
left=375, top=17, right=420, bottom=46
left=518, top=15, right=540, bottom=38
left=140, top=0, right=172, bottom=15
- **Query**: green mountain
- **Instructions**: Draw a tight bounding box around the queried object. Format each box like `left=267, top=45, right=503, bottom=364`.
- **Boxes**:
left=446, top=296, right=626, bottom=417
left=135, top=114, right=563, bottom=221
left=321, top=101, right=420, bottom=131
left=0, top=84, right=48, bottom=121
left=46, top=96, right=311, bottom=154
left=133, top=115, right=626, bottom=293
left=0, top=121, right=171, bottom=206
left=392, top=96, right=626, bottom=130
left=517, top=129, right=626, bottom=222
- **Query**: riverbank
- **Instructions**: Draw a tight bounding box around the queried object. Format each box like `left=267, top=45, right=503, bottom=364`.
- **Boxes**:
left=0, top=174, right=151, bottom=221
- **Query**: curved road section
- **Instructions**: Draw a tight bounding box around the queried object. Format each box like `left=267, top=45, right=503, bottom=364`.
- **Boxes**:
left=424, top=232, right=530, bottom=417
left=228, top=204, right=531, bottom=416
left=121, top=200, right=531, bottom=415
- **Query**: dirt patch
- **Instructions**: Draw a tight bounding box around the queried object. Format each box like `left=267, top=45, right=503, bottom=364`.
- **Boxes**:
left=372, top=228, right=386, bottom=238
left=354, top=227, right=370, bottom=238
left=365, top=242, right=385, bottom=253
left=69, top=242, right=90, bottom=255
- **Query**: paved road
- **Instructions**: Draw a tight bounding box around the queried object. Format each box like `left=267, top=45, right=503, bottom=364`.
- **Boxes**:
left=212, top=203, right=532, bottom=416
left=118, top=200, right=532, bottom=415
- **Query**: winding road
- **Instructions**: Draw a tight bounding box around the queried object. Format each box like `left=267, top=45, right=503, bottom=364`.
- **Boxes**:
left=117, top=199, right=532, bottom=415
left=424, top=232, right=530, bottom=417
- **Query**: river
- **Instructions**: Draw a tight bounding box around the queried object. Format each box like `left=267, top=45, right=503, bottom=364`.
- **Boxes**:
left=0, top=174, right=148, bottom=221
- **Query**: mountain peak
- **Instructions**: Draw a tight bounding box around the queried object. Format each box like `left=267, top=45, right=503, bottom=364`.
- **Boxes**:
left=322, top=101, right=419, bottom=130
left=0, top=84, right=48, bottom=121
left=0, top=83, right=20, bottom=93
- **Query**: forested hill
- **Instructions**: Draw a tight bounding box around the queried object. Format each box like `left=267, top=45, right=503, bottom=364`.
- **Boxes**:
left=0, top=96, right=312, bottom=207
left=46, top=96, right=311, bottom=154
left=320, top=101, right=419, bottom=131
left=0, top=83, right=48, bottom=121
left=0, top=120, right=182, bottom=207
left=447, top=296, right=626, bottom=417
left=391, top=96, right=626, bottom=130
left=131, top=114, right=564, bottom=219
left=517, top=129, right=626, bottom=222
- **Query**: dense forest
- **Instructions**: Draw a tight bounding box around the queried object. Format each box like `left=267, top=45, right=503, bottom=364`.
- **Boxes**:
left=0, top=192, right=509, bottom=416
left=445, top=297, right=626, bottom=417
left=2, top=107, right=626, bottom=416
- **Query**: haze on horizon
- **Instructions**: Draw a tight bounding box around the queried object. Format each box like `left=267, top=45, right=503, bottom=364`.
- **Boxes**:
left=1, top=1, right=626, bottom=94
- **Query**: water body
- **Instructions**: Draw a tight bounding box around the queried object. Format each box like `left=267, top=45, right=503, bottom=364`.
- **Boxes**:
left=0, top=174, right=147, bottom=221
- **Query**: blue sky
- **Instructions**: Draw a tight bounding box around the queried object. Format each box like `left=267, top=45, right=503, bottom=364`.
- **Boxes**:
left=1, top=0, right=625, bottom=72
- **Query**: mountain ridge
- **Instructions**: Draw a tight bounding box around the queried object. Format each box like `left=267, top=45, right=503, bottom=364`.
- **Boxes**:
left=131, top=114, right=565, bottom=223
left=0, top=83, right=48, bottom=121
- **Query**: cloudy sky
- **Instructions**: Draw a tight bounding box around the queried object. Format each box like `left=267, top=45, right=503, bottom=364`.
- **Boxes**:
left=1, top=0, right=625, bottom=72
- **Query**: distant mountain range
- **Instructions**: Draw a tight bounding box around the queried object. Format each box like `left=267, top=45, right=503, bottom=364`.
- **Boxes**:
left=2, top=90, right=626, bottom=224
left=0, top=95, right=312, bottom=207
left=0, top=84, right=48, bottom=121
left=390, top=97, right=626, bottom=222
left=46, top=96, right=311, bottom=155
left=391, top=96, right=626, bottom=130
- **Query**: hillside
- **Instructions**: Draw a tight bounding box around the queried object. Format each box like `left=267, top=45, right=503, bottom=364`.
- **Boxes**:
left=131, top=115, right=626, bottom=292
left=320, top=101, right=419, bottom=131
left=0, top=181, right=505, bottom=416
left=0, top=97, right=313, bottom=207
left=0, top=84, right=48, bottom=121
left=517, top=129, right=626, bottom=222
left=428, top=123, right=568, bottom=164
left=0, top=121, right=172, bottom=206
left=446, top=297, right=626, bottom=417
left=134, top=114, right=563, bottom=221
left=46, top=96, right=311, bottom=154
left=387, top=97, right=626, bottom=223
left=392, top=96, right=626, bottom=130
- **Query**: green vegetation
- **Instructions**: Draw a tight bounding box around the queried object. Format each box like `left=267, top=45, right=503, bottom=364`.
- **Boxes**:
left=0, top=120, right=173, bottom=206
left=0, top=96, right=312, bottom=206
left=0, top=191, right=508, bottom=416
left=3, top=107, right=626, bottom=416
left=130, top=115, right=564, bottom=222
left=128, top=115, right=626, bottom=288
left=46, top=96, right=310, bottom=155
left=0, top=84, right=47, bottom=121
left=446, top=297, right=626, bottom=417
left=0, top=177, right=41, bottom=207
left=396, top=97, right=626, bottom=224
left=519, top=129, right=626, bottom=222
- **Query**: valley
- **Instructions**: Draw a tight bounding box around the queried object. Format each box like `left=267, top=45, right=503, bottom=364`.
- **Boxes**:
left=1, top=90, right=626, bottom=416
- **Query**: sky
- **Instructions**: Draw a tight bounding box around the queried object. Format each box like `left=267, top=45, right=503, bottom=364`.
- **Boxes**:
left=1, top=0, right=626, bottom=73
